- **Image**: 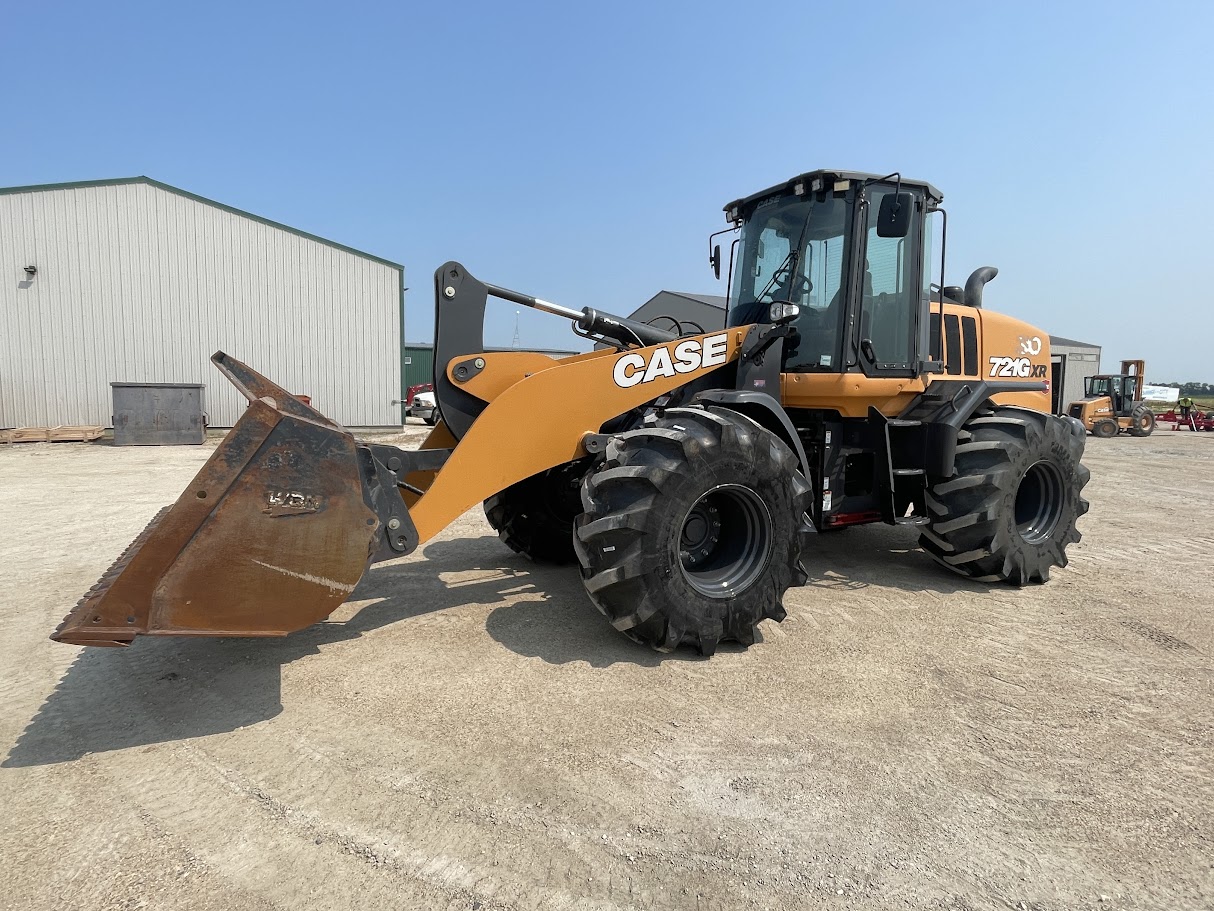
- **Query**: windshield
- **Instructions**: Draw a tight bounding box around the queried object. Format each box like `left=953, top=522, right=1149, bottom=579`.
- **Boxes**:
left=729, top=193, right=851, bottom=371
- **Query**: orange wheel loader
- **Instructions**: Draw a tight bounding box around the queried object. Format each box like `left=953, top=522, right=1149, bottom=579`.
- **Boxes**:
left=54, top=169, right=1091, bottom=655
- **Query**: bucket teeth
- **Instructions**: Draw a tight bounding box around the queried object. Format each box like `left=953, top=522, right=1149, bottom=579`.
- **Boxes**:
left=52, top=506, right=173, bottom=647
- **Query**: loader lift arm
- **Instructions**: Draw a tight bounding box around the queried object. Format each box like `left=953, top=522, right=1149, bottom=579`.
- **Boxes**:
left=432, top=262, right=678, bottom=439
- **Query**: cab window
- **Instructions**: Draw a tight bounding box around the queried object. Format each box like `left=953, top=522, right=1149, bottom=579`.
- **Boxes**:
left=728, top=193, right=851, bottom=372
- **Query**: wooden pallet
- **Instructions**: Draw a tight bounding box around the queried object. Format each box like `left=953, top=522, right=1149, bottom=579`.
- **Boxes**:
left=1, top=425, right=105, bottom=444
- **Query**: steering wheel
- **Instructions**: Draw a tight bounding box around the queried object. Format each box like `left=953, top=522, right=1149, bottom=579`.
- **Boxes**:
left=762, top=265, right=811, bottom=302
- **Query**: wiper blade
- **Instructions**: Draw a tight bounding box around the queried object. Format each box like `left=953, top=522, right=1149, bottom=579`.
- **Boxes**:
left=755, top=249, right=797, bottom=302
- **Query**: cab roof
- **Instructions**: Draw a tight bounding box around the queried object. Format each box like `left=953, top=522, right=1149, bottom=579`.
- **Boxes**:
left=723, top=169, right=944, bottom=220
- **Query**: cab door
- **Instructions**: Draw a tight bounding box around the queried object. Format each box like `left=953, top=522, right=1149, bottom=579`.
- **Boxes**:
left=1109, top=376, right=1125, bottom=415
left=849, top=184, right=927, bottom=378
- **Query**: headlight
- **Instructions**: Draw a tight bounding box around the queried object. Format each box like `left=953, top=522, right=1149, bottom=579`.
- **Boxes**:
left=769, top=302, right=800, bottom=324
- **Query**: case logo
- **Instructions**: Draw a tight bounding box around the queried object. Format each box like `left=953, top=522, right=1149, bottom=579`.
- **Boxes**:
left=1018, top=335, right=1043, bottom=356
left=613, top=334, right=729, bottom=388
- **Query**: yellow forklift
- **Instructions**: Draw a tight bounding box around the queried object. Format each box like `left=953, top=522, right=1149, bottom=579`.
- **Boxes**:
left=1067, top=359, right=1155, bottom=437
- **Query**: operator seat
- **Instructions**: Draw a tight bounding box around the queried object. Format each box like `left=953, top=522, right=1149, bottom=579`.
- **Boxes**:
left=788, top=270, right=873, bottom=370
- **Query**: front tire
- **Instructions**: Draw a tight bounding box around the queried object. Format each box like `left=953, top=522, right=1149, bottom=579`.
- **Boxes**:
left=919, top=407, right=1090, bottom=585
left=574, top=407, right=811, bottom=655
left=1129, top=403, right=1155, bottom=437
left=1092, top=418, right=1118, bottom=438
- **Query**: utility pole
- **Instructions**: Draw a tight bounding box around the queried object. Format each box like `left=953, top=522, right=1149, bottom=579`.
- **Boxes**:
left=512, top=310, right=521, bottom=349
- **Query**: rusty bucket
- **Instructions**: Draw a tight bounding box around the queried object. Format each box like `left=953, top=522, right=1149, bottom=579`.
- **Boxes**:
left=53, top=353, right=411, bottom=647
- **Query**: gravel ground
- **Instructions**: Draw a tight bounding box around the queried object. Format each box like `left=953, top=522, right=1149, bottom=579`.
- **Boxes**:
left=1, top=425, right=1212, bottom=910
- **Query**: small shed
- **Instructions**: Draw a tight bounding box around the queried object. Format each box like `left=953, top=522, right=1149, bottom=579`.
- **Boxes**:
left=1049, top=335, right=1102, bottom=415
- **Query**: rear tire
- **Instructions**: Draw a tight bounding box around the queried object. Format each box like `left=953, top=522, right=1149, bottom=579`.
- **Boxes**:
left=919, top=407, right=1090, bottom=585
left=1129, top=403, right=1155, bottom=437
left=574, top=407, right=811, bottom=655
left=484, top=462, right=587, bottom=564
left=1092, top=418, right=1118, bottom=438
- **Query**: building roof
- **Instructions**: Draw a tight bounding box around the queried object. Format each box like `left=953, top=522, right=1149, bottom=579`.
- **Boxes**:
left=0, top=176, right=403, bottom=271
left=663, top=290, right=727, bottom=310
left=1049, top=334, right=1101, bottom=350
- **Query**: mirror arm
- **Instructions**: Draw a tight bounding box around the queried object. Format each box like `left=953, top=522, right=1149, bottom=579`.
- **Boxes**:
left=708, top=226, right=738, bottom=279
left=724, top=236, right=741, bottom=328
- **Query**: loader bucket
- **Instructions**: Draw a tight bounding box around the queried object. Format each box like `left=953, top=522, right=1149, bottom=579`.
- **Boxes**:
left=53, top=353, right=410, bottom=647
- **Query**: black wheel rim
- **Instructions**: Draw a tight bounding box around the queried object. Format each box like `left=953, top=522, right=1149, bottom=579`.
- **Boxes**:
left=678, top=484, right=773, bottom=599
left=1014, top=460, right=1065, bottom=544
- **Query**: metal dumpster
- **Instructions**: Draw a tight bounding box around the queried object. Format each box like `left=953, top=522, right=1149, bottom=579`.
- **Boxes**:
left=111, top=383, right=205, bottom=445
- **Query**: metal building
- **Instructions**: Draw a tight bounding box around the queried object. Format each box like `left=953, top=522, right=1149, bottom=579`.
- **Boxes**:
left=629, top=291, right=728, bottom=334
left=1, top=177, right=403, bottom=429
left=1049, top=335, right=1102, bottom=415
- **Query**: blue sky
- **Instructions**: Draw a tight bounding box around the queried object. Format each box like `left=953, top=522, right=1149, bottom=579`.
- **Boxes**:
left=4, top=1, right=1211, bottom=379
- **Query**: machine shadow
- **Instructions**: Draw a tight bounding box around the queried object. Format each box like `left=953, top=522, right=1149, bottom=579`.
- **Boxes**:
left=801, top=523, right=994, bottom=596
left=3, top=536, right=677, bottom=768
left=6, top=527, right=988, bottom=768
left=385, top=538, right=709, bottom=668
left=5, top=634, right=307, bottom=769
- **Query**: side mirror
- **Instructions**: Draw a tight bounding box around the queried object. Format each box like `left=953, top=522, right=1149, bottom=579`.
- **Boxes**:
left=711, top=244, right=721, bottom=280
left=876, top=192, right=913, bottom=238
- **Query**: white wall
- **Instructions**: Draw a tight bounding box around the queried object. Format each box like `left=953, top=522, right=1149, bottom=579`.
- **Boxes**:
left=1, top=180, right=402, bottom=428
left=1054, top=344, right=1101, bottom=413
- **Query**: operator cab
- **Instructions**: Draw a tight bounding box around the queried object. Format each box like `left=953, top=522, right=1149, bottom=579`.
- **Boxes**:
left=1084, top=374, right=1139, bottom=416
left=722, top=169, right=942, bottom=378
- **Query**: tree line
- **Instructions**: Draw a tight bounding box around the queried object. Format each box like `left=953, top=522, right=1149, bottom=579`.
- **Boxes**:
left=1159, top=382, right=1214, bottom=396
